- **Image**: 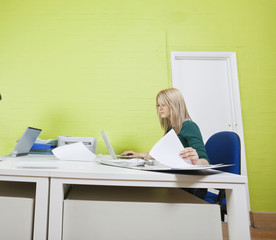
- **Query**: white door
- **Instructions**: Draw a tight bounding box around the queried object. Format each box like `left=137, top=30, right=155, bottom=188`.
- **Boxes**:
left=171, top=52, right=247, bottom=176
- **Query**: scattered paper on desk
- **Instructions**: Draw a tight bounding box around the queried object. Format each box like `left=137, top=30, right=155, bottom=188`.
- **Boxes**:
left=52, top=142, right=96, bottom=161
left=149, top=129, right=194, bottom=169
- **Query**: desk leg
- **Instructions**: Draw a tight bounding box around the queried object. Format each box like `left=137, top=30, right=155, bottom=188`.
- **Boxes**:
left=226, top=185, right=251, bottom=240
left=48, top=178, right=64, bottom=240
left=33, top=178, right=49, bottom=240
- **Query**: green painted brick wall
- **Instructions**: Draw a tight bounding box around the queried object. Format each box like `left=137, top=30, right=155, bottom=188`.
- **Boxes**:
left=0, top=0, right=275, bottom=212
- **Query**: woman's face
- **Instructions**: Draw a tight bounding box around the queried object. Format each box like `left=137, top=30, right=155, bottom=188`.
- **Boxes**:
left=157, top=101, right=170, bottom=119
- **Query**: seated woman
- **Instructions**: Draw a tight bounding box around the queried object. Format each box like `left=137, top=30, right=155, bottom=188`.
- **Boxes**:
left=121, top=88, right=209, bottom=199
left=121, top=88, right=209, bottom=166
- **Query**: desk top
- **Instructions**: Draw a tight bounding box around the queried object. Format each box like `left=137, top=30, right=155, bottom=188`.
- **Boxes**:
left=0, top=154, right=247, bottom=184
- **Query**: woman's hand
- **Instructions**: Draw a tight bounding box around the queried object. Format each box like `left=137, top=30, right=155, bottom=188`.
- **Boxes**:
left=121, top=151, right=153, bottom=159
left=121, top=151, right=146, bottom=158
left=180, top=147, right=199, bottom=164
left=179, top=147, right=209, bottom=165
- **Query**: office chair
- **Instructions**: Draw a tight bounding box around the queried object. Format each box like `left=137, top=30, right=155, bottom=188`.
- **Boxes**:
left=204, top=131, right=241, bottom=221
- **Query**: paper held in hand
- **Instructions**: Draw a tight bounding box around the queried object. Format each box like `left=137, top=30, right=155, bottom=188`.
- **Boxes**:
left=149, top=129, right=225, bottom=170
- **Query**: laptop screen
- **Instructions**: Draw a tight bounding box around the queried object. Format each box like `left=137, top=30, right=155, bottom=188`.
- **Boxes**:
left=101, top=130, right=117, bottom=159
left=11, top=127, right=42, bottom=157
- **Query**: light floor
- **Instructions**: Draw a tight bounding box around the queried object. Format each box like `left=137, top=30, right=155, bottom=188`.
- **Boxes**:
left=222, top=223, right=276, bottom=240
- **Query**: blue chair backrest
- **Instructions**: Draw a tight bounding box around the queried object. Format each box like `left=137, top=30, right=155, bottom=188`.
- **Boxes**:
left=205, top=131, right=240, bottom=175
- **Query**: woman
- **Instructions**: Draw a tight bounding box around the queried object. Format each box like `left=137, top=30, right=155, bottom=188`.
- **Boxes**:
left=121, top=88, right=209, bottom=165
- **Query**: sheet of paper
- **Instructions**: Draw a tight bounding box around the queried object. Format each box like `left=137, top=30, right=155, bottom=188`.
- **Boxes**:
left=149, top=129, right=195, bottom=169
left=52, top=142, right=96, bottom=161
left=149, top=129, right=224, bottom=170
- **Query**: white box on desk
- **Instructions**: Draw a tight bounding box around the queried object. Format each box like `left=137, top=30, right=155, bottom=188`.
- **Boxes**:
left=58, top=136, right=97, bottom=154
left=63, top=185, right=222, bottom=240
left=0, top=181, right=35, bottom=240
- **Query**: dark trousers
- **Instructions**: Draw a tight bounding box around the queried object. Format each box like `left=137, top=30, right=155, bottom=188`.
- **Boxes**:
left=183, top=188, right=207, bottom=200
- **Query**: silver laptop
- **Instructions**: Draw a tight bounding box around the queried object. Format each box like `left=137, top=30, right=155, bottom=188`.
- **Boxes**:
left=101, top=130, right=140, bottom=160
left=11, top=127, right=42, bottom=157
left=100, top=130, right=166, bottom=170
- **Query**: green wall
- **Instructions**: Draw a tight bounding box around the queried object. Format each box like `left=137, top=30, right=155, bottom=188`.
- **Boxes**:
left=0, top=0, right=275, bottom=212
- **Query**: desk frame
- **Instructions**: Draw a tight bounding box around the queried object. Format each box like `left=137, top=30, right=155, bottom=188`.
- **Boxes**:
left=48, top=168, right=250, bottom=240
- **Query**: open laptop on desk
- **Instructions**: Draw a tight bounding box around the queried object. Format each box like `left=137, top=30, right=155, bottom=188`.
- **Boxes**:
left=0, top=127, right=60, bottom=168
left=0, top=127, right=42, bottom=160
left=11, top=127, right=42, bottom=157
left=100, top=130, right=166, bottom=169
left=101, top=130, right=142, bottom=160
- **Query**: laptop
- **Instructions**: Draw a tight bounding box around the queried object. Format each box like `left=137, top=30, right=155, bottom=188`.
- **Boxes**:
left=100, top=130, right=167, bottom=169
left=101, top=130, right=144, bottom=160
left=10, top=127, right=42, bottom=157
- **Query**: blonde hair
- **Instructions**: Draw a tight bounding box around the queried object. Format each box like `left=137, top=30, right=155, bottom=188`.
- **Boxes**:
left=156, top=88, right=191, bottom=134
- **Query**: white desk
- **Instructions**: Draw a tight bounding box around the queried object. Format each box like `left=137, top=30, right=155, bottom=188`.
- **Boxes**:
left=0, top=155, right=251, bottom=240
